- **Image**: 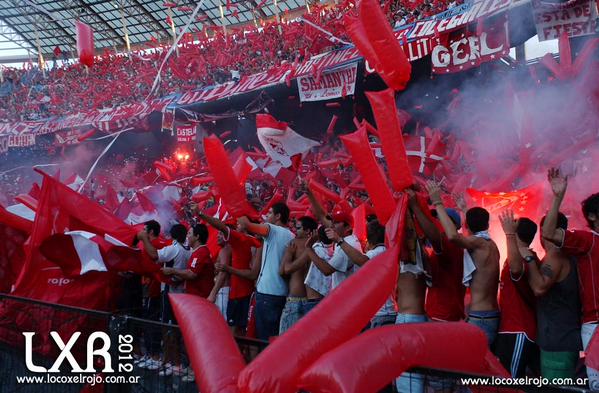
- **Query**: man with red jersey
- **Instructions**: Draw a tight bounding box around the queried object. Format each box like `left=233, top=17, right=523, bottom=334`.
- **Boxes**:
left=162, top=223, right=215, bottom=298
left=198, top=211, right=262, bottom=336
left=496, top=210, right=539, bottom=378
left=542, top=167, right=599, bottom=389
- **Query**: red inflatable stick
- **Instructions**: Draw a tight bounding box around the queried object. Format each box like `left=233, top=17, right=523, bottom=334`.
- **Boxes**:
left=298, top=323, right=511, bottom=393
left=233, top=153, right=254, bottom=185
left=76, top=129, right=96, bottom=142
left=260, top=189, right=284, bottom=216
left=308, top=179, right=342, bottom=204
left=385, top=196, right=408, bottom=248
left=169, top=294, right=245, bottom=393
left=204, top=135, right=259, bottom=220
left=352, top=204, right=367, bottom=243
left=343, top=15, right=380, bottom=73
left=359, top=0, right=411, bottom=91
left=237, top=246, right=400, bottom=393
left=192, top=175, right=214, bottom=186
left=76, top=21, right=95, bottom=67
left=340, top=127, right=395, bottom=224
left=0, top=204, right=32, bottom=234
left=366, top=89, right=414, bottom=191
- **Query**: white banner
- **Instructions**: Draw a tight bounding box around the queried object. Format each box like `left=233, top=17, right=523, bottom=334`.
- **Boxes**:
left=176, top=124, right=196, bottom=142
left=298, top=63, right=357, bottom=102
left=8, top=134, right=35, bottom=147
left=533, top=0, right=598, bottom=41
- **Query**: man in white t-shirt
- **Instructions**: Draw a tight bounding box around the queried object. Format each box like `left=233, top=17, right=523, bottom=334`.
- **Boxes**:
left=302, top=226, right=334, bottom=315
left=237, top=202, right=294, bottom=341
left=306, top=210, right=362, bottom=289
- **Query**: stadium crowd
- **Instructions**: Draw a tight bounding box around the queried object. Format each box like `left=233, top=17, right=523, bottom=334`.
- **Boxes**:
left=0, top=0, right=463, bottom=122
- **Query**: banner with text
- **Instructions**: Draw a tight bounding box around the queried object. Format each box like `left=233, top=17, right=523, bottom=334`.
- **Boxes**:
left=432, top=19, right=510, bottom=73
left=176, top=124, right=197, bottom=142
left=298, top=63, right=357, bottom=102
left=533, top=0, right=598, bottom=41
left=0, top=136, right=7, bottom=154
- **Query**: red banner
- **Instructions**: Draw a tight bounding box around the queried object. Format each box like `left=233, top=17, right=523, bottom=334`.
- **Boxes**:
left=432, top=19, right=509, bottom=74
left=176, top=124, right=197, bottom=142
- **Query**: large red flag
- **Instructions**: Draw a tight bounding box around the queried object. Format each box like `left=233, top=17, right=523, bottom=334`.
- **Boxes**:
left=76, top=21, right=95, bottom=67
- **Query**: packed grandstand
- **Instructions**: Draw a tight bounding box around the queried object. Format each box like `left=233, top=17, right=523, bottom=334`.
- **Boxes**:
left=0, top=0, right=599, bottom=392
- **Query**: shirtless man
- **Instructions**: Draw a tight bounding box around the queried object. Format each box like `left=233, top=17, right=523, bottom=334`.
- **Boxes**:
left=278, top=216, right=318, bottom=334
left=426, top=181, right=500, bottom=346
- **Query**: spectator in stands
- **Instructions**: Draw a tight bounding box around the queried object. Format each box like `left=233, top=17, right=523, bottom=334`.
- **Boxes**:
left=236, top=203, right=294, bottom=341
left=427, top=181, right=500, bottom=346
left=201, top=209, right=262, bottom=336
left=528, top=212, right=581, bottom=380
left=302, top=226, right=333, bottom=315
left=136, top=223, right=191, bottom=376
left=495, top=211, right=539, bottom=378
left=212, top=229, right=232, bottom=317
left=278, top=216, right=318, bottom=334
left=137, top=220, right=166, bottom=370
left=542, top=168, right=599, bottom=389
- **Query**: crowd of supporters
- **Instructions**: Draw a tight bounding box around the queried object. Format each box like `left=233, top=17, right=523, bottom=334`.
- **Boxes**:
left=0, top=0, right=462, bottom=122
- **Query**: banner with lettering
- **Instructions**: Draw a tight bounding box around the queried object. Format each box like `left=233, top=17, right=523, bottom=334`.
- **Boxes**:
left=432, top=18, right=510, bottom=74
left=533, top=0, right=598, bottom=41
left=176, top=124, right=197, bottom=142
left=8, top=134, right=35, bottom=147
left=298, top=63, right=357, bottom=102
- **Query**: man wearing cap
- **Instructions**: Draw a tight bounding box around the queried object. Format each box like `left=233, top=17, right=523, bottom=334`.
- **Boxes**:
left=305, top=185, right=362, bottom=289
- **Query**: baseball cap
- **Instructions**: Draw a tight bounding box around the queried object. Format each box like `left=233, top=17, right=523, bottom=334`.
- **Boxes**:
left=332, top=210, right=354, bottom=227
left=445, top=208, right=462, bottom=230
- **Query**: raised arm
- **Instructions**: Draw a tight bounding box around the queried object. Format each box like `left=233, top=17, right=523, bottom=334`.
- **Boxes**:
left=306, top=247, right=335, bottom=276
left=499, top=210, right=524, bottom=278
left=325, top=228, right=368, bottom=266
left=305, top=184, right=333, bottom=228
left=407, top=188, right=442, bottom=253
left=238, top=216, right=269, bottom=237
left=542, top=168, right=567, bottom=246
left=521, top=247, right=563, bottom=297
left=198, top=212, right=228, bottom=233
left=426, top=181, right=481, bottom=250
left=137, top=231, right=158, bottom=260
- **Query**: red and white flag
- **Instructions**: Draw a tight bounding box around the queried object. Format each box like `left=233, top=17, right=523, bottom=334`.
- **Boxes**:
left=40, top=231, right=156, bottom=277
left=404, top=135, right=446, bottom=176
left=256, top=114, right=319, bottom=168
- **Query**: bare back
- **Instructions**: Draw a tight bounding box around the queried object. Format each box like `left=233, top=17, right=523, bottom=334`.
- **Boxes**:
left=288, top=238, right=308, bottom=297
left=468, top=238, right=499, bottom=312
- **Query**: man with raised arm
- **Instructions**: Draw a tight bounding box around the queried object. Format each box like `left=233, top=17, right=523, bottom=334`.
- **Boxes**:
left=495, top=210, right=538, bottom=378
left=195, top=206, right=261, bottom=336
left=236, top=202, right=294, bottom=341
left=541, top=167, right=599, bottom=389
left=426, top=181, right=500, bottom=346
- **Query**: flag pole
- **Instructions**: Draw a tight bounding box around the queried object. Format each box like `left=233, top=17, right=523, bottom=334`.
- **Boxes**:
left=119, top=1, right=131, bottom=53
left=167, top=6, right=178, bottom=56
left=274, top=0, right=282, bottom=34
left=34, top=24, right=45, bottom=77
left=219, top=0, right=227, bottom=37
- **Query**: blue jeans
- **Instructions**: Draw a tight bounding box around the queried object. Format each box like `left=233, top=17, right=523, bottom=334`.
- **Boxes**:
left=467, top=310, right=500, bottom=347
left=279, top=297, right=305, bottom=334
left=255, top=292, right=286, bottom=341
left=369, top=313, right=398, bottom=329
left=395, top=313, right=428, bottom=393
left=301, top=298, right=321, bottom=316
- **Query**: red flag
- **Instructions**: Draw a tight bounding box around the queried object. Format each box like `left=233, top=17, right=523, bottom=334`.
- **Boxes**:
left=136, top=191, right=157, bottom=213
left=404, top=135, right=446, bottom=176
left=466, top=184, right=543, bottom=218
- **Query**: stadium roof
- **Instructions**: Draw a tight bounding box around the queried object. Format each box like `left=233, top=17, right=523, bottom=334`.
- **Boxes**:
left=0, top=0, right=307, bottom=59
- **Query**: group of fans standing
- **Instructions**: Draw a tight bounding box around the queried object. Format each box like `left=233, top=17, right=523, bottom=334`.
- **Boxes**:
left=121, top=167, right=599, bottom=392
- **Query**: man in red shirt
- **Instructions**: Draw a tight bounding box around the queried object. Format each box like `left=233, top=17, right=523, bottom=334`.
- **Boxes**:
left=407, top=189, right=465, bottom=322
left=496, top=210, right=539, bottom=378
left=197, top=211, right=262, bottom=336
left=162, top=224, right=215, bottom=298
left=542, top=167, right=599, bottom=389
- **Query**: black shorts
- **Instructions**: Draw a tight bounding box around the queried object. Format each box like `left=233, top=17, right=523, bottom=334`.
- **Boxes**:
left=493, top=333, right=539, bottom=378
left=227, top=296, right=251, bottom=328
